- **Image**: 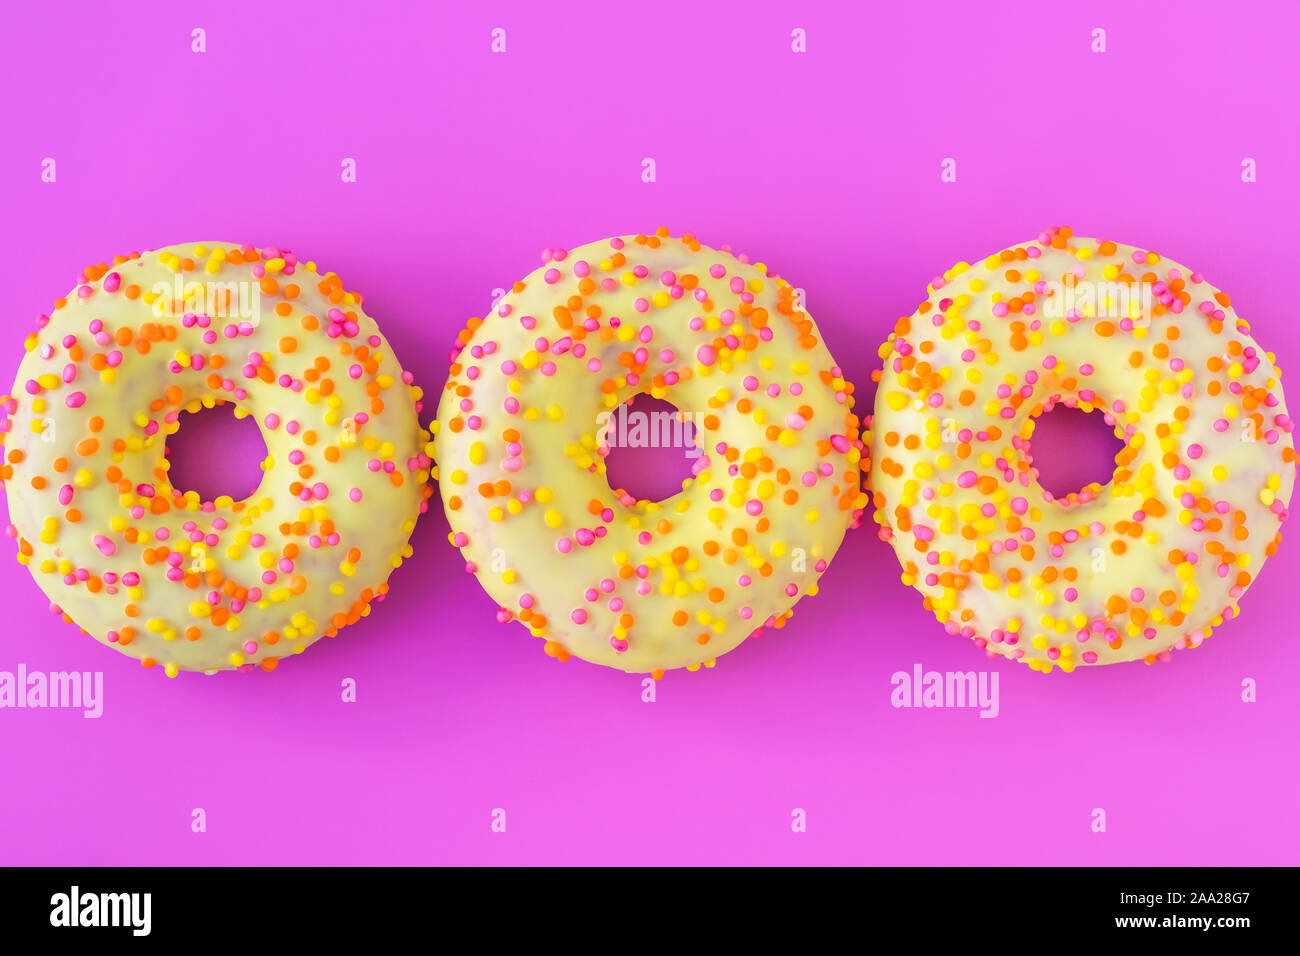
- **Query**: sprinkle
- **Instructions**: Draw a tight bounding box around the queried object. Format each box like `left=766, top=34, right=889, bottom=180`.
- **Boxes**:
left=870, top=226, right=1295, bottom=673
left=435, top=229, right=868, bottom=674
left=1, top=241, right=433, bottom=677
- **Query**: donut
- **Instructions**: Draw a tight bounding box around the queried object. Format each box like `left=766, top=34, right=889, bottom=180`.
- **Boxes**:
left=434, top=228, right=869, bottom=675
left=870, top=227, right=1296, bottom=672
left=0, top=242, right=433, bottom=676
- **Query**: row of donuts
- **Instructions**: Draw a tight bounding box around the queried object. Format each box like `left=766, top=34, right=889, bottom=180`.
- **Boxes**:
left=1, top=228, right=1293, bottom=676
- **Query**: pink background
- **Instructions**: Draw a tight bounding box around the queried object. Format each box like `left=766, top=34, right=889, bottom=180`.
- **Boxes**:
left=2, top=0, right=1298, bottom=865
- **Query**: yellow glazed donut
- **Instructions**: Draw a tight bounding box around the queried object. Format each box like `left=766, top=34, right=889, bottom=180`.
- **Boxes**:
left=1, top=243, right=433, bottom=676
left=434, top=228, right=869, bottom=675
left=871, top=227, right=1296, bottom=672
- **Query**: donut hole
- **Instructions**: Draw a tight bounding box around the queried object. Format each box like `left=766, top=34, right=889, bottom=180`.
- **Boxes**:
left=1026, top=405, right=1125, bottom=500
left=601, top=395, right=700, bottom=503
left=164, top=402, right=268, bottom=503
